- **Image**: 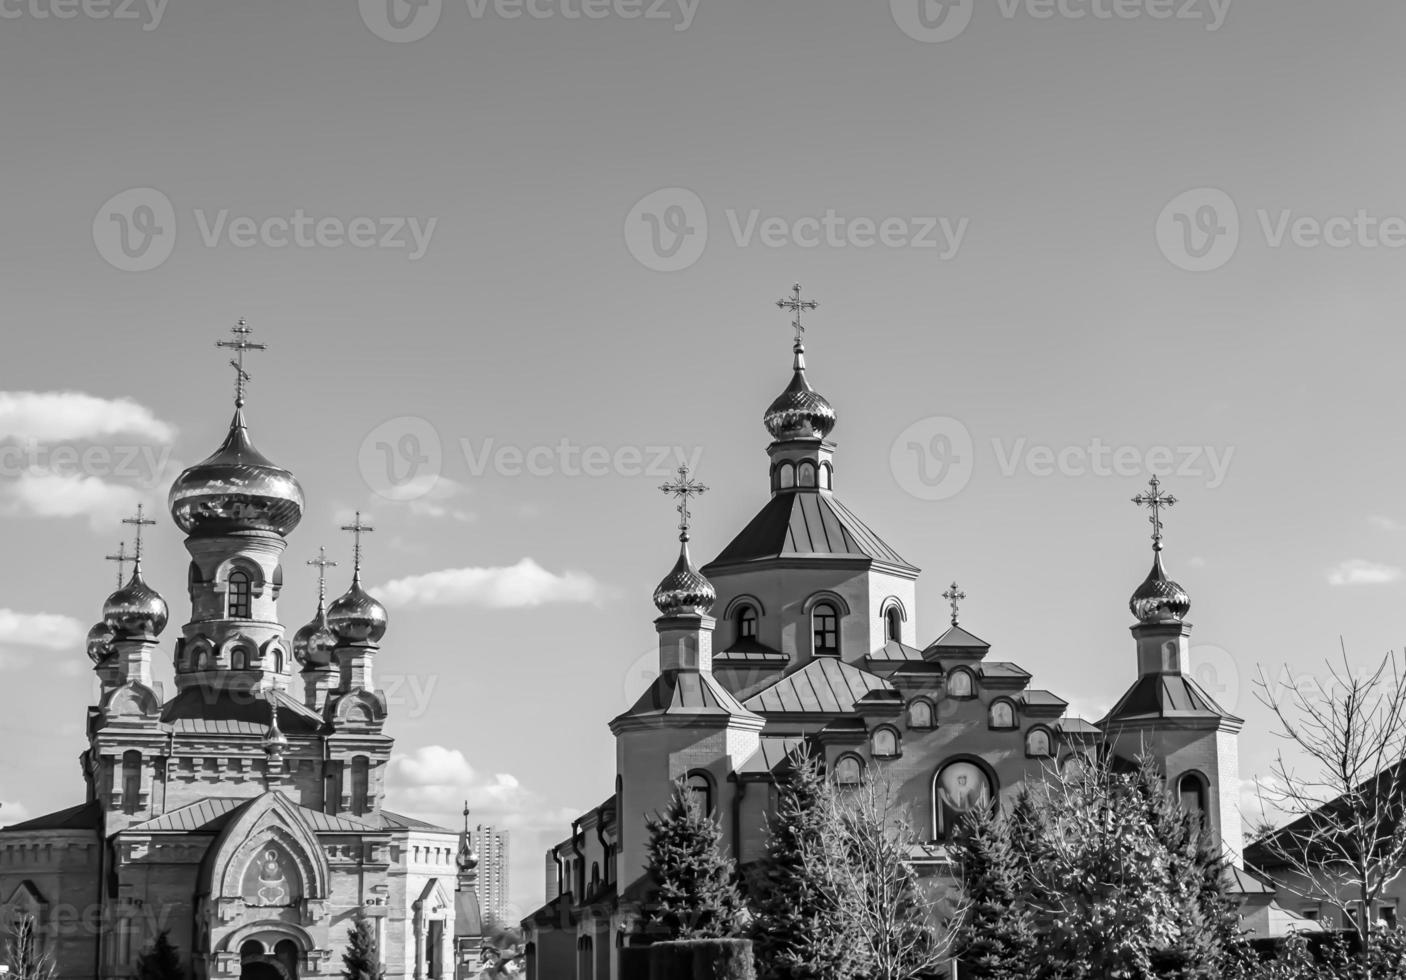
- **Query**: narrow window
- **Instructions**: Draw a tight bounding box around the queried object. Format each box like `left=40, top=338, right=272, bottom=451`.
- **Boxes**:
left=1178, top=773, right=1207, bottom=826
left=834, top=756, right=863, bottom=787
left=351, top=756, right=370, bottom=815
left=885, top=607, right=902, bottom=643
left=737, top=606, right=758, bottom=642
left=121, top=750, right=142, bottom=814
left=798, top=461, right=817, bottom=487
left=686, top=771, right=713, bottom=817
left=872, top=728, right=899, bottom=758
left=908, top=700, right=933, bottom=729
left=227, top=570, right=253, bottom=619
left=813, top=603, right=839, bottom=655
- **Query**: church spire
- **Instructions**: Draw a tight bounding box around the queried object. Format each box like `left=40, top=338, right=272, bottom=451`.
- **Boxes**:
left=1128, top=477, right=1191, bottom=624
left=764, top=284, right=837, bottom=443
left=653, top=466, right=716, bottom=617
left=217, top=317, right=266, bottom=410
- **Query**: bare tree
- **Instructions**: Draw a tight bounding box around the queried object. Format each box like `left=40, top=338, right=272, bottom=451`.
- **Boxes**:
left=5, top=912, right=56, bottom=980
left=1255, top=647, right=1406, bottom=966
left=806, top=769, right=963, bottom=980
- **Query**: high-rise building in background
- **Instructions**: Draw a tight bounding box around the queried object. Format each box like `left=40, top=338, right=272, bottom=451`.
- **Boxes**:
left=471, top=825, right=511, bottom=926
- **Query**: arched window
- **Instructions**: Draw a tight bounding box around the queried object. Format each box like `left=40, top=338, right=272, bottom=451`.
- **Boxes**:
left=736, top=605, right=758, bottom=642
left=947, top=669, right=974, bottom=698
left=232, top=650, right=246, bottom=670
left=934, top=760, right=994, bottom=838
left=1025, top=728, right=1052, bottom=758
left=121, top=750, right=142, bottom=814
left=271, top=648, right=283, bottom=672
left=872, top=727, right=899, bottom=758
left=813, top=603, right=839, bottom=656
left=591, top=862, right=601, bottom=892
left=274, top=940, right=299, bottom=980
left=833, top=755, right=863, bottom=787
left=798, top=461, right=817, bottom=487
left=820, top=462, right=833, bottom=490
left=777, top=462, right=796, bottom=490
left=989, top=700, right=1017, bottom=730
left=885, top=606, right=902, bottom=643
left=685, top=771, right=713, bottom=818
left=908, top=699, right=934, bottom=729
left=1179, top=772, right=1208, bottom=826
left=196, top=648, right=211, bottom=670
left=227, top=570, right=253, bottom=619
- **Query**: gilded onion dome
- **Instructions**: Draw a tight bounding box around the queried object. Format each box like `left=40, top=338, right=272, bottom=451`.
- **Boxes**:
left=169, top=409, right=305, bottom=537
left=103, top=564, right=169, bottom=639
left=293, top=607, right=338, bottom=670
left=653, top=542, right=717, bottom=616
left=764, top=342, right=836, bottom=441
left=328, top=579, right=389, bottom=644
left=1129, top=551, right=1191, bottom=624
left=86, top=621, right=115, bottom=663
left=262, top=713, right=289, bottom=756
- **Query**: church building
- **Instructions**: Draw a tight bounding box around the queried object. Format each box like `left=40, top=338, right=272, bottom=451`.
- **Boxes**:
left=523, top=286, right=1262, bottom=980
left=0, top=324, right=483, bottom=980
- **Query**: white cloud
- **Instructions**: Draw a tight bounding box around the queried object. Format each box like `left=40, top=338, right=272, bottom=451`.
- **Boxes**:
left=0, top=392, right=175, bottom=444
left=0, top=470, right=146, bottom=530
left=1327, top=559, right=1403, bottom=586
left=378, top=558, right=610, bottom=609
left=0, top=801, right=32, bottom=828
left=0, top=609, right=85, bottom=650
left=385, top=746, right=584, bottom=916
left=1369, top=515, right=1405, bottom=532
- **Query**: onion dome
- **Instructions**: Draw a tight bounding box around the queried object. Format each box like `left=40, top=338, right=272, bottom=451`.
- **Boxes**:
left=103, top=564, right=169, bottom=639
left=653, top=542, right=716, bottom=616
left=262, top=713, right=289, bottom=757
left=327, top=579, right=388, bottom=644
left=86, top=622, right=115, bottom=664
left=1129, top=551, right=1191, bottom=624
left=764, top=342, right=836, bottom=441
left=169, top=409, right=305, bottom=537
left=293, top=610, right=338, bottom=670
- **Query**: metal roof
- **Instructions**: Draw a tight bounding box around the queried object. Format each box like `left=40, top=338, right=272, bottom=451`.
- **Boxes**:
left=705, top=491, right=916, bottom=571
left=737, top=736, right=808, bottom=775
left=744, top=657, right=895, bottom=714
left=1, top=801, right=100, bottom=833
left=1102, top=673, right=1242, bottom=725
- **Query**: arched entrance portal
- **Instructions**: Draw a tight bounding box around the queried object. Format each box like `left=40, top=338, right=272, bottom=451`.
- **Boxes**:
left=239, top=938, right=298, bottom=980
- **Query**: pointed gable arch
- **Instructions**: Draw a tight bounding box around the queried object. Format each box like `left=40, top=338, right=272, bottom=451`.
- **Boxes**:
left=4, top=880, right=49, bottom=918
left=205, top=793, right=330, bottom=904
left=329, top=690, right=387, bottom=729
left=99, top=681, right=162, bottom=722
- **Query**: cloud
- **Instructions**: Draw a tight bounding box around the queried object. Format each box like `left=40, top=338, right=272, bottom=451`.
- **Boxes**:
left=1327, top=560, right=1403, bottom=586
left=1369, top=515, right=1405, bottom=532
left=0, top=392, right=175, bottom=443
left=0, top=470, right=146, bottom=530
left=385, top=746, right=583, bottom=915
left=0, top=801, right=32, bottom=828
left=377, top=558, right=611, bottom=609
left=0, top=609, right=86, bottom=650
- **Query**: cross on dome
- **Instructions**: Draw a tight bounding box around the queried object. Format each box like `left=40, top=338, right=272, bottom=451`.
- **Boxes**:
left=216, top=318, right=267, bottom=408
left=942, top=581, right=966, bottom=627
left=341, top=512, right=375, bottom=581
left=105, top=541, right=131, bottom=589
left=776, top=283, right=818, bottom=348
left=308, top=547, right=338, bottom=605
left=122, top=504, right=156, bottom=565
left=659, top=465, right=708, bottom=542
left=1132, top=476, right=1178, bottom=552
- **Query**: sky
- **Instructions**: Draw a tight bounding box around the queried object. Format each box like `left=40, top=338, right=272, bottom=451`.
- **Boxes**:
left=3, top=0, right=1406, bottom=914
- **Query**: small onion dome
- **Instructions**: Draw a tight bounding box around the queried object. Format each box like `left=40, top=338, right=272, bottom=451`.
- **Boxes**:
left=457, top=839, right=480, bottom=873
left=263, top=715, right=289, bottom=756
left=652, top=543, right=716, bottom=616
left=764, top=344, right=837, bottom=441
left=293, top=609, right=338, bottom=670
left=103, top=566, right=169, bottom=639
left=86, top=622, right=116, bottom=663
left=169, top=409, right=305, bottom=537
left=1130, top=551, right=1191, bottom=624
left=327, top=579, right=389, bottom=644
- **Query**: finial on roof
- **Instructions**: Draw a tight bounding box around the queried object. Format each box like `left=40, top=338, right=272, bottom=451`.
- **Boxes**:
left=1129, top=478, right=1191, bottom=623
left=659, top=465, right=709, bottom=543
left=216, top=318, right=266, bottom=409
left=942, top=581, right=966, bottom=627
left=765, top=283, right=836, bottom=441
left=340, top=512, right=375, bottom=584
left=105, top=541, right=131, bottom=590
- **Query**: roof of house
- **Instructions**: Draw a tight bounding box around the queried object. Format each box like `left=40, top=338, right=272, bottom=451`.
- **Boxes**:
left=705, top=491, right=916, bottom=572
left=1, top=801, right=101, bottom=833
left=124, top=795, right=378, bottom=835
left=866, top=639, right=929, bottom=663
left=737, top=736, right=809, bottom=775
left=616, top=669, right=757, bottom=723
left=1018, top=689, right=1068, bottom=708
left=978, top=661, right=1032, bottom=681
left=375, top=810, right=457, bottom=834
left=1102, top=673, right=1242, bottom=725
left=744, top=657, right=895, bottom=714
left=160, top=687, right=326, bottom=734
left=1057, top=717, right=1101, bottom=735
left=924, top=624, right=991, bottom=654
left=456, top=885, right=484, bottom=939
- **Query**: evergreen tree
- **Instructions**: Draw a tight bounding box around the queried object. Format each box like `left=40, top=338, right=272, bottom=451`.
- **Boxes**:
left=646, top=780, right=747, bottom=940
left=953, top=796, right=1038, bottom=979
left=134, top=930, right=184, bottom=980
left=342, top=913, right=386, bottom=980
left=750, top=755, right=863, bottom=980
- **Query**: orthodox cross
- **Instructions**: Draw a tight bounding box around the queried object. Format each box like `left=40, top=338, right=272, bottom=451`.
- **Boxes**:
left=462, top=801, right=472, bottom=833
left=105, top=541, right=131, bottom=588
left=122, top=504, right=157, bottom=564
left=776, top=283, right=818, bottom=346
left=216, top=318, right=266, bottom=408
left=660, top=465, right=708, bottom=541
left=942, top=581, right=966, bottom=627
left=1132, top=476, right=1177, bottom=552
left=307, top=547, right=338, bottom=605
left=341, top=512, right=375, bottom=580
